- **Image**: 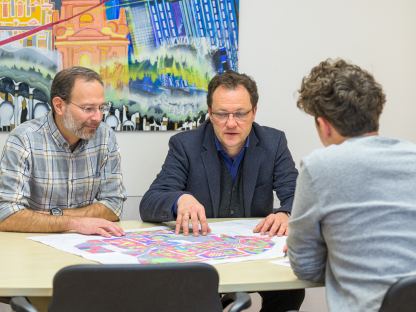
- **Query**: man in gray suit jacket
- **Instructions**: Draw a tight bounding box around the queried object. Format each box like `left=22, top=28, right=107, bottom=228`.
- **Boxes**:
left=140, top=71, right=304, bottom=312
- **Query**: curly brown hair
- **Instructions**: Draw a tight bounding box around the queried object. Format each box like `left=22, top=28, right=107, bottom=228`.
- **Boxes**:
left=297, top=59, right=386, bottom=137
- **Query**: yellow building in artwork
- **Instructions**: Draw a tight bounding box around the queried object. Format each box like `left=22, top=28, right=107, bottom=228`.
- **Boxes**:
left=0, top=0, right=55, bottom=49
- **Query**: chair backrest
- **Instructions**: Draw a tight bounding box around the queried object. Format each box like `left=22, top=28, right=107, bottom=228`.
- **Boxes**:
left=379, top=275, right=416, bottom=312
left=48, top=263, right=223, bottom=312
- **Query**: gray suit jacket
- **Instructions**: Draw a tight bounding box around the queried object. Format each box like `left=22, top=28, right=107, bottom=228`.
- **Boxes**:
left=140, top=121, right=298, bottom=222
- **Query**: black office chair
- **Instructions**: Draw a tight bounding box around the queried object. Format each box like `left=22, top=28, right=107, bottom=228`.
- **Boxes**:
left=11, top=263, right=251, bottom=312
left=379, top=275, right=416, bottom=312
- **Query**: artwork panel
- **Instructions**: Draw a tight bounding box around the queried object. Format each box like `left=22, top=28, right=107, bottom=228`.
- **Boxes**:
left=0, top=0, right=239, bottom=132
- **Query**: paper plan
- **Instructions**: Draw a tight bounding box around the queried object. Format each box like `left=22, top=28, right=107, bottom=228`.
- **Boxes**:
left=29, top=220, right=286, bottom=265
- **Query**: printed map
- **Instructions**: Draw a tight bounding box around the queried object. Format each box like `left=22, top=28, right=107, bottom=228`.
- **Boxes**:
left=75, top=229, right=275, bottom=264
left=29, top=220, right=286, bottom=264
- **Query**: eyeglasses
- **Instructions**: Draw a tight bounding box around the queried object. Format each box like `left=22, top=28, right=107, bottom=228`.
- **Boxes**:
left=69, top=101, right=110, bottom=115
left=211, top=109, right=253, bottom=123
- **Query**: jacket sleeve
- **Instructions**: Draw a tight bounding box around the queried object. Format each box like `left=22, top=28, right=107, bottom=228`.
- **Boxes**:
left=139, top=134, right=191, bottom=222
left=287, top=163, right=327, bottom=283
left=272, top=132, right=298, bottom=213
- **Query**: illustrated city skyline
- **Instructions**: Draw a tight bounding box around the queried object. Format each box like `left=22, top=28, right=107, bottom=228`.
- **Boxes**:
left=0, top=0, right=239, bottom=132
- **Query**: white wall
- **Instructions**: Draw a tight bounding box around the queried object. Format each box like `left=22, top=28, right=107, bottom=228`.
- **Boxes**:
left=239, top=0, right=416, bottom=162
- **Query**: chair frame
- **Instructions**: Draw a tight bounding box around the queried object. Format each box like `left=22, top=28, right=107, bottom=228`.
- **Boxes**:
left=379, top=275, right=416, bottom=312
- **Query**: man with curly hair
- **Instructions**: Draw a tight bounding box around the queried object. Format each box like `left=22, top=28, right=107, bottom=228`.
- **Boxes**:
left=287, top=59, right=416, bottom=311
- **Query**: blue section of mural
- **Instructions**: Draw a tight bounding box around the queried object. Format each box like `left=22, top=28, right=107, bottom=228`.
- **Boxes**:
left=105, top=0, right=121, bottom=19
left=124, top=0, right=238, bottom=73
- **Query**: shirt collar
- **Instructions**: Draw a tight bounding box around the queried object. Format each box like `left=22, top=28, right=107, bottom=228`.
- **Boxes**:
left=214, top=136, right=250, bottom=160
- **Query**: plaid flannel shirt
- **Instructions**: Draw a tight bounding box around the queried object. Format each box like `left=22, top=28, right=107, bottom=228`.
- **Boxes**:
left=0, top=111, right=127, bottom=221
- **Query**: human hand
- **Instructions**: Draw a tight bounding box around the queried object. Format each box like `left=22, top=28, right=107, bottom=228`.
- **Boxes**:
left=253, top=212, right=289, bottom=236
left=175, top=194, right=211, bottom=236
left=69, top=217, right=125, bottom=238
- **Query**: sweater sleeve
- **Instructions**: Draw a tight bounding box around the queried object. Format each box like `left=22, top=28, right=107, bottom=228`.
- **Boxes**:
left=287, top=162, right=327, bottom=283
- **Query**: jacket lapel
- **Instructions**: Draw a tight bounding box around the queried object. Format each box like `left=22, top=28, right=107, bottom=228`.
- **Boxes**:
left=242, top=128, right=262, bottom=217
left=201, top=123, right=221, bottom=217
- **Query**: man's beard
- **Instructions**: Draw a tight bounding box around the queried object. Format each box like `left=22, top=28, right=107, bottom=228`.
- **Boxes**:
left=62, top=110, right=99, bottom=140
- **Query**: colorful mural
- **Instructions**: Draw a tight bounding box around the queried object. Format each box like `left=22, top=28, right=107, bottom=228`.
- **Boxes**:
left=0, top=0, right=239, bottom=132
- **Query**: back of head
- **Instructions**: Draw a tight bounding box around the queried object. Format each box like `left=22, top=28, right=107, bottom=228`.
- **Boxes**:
left=297, top=58, right=386, bottom=137
left=50, top=66, right=103, bottom=114
left=207, top=70, right=259, bottom=109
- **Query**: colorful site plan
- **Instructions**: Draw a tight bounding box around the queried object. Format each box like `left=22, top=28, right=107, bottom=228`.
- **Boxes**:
left=29, top=220, right=286, bottom=265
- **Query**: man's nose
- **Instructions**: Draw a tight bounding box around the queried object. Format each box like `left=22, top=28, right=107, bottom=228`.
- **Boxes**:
left=225, top=114, right=238, bottom=127
left=91, top=109, right=103, bottom=122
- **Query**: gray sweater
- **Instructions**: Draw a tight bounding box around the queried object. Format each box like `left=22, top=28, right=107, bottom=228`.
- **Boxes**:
left=287, top=136, right=416, bottom=312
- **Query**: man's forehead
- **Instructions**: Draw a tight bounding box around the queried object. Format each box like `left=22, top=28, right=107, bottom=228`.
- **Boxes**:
left=211, top=85, right=251, bottom=107
left=71, top=78, right=104, bottom=97
left=73, top=77, right=102, bottom=87
left=214, top=84, right=248, bottom=93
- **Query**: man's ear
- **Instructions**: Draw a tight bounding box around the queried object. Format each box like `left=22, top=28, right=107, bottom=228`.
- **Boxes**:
left=316, top=116, right=346, bottom=146
left=316, top=116, right=332, bottom=138
left=52, top=97, right=65, bottom=116
left=252, top=106, right=257, bottom=118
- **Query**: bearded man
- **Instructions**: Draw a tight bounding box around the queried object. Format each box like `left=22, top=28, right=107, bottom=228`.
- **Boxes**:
left=0, top=66, right=126, bottom=237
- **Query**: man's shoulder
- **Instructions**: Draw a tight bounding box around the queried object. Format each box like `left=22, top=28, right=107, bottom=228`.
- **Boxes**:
left=9, top=114, right=48, bottom=141
left=251, top=123, right=287, bottom=150
left=95, top=121, right=115, bottom=138
left=86, top=122, right=118, bottom=149
left=301, top=136, right=382, bottom=174
left=298, top=146, right=346, bottom=191
left=305, top=135, right=416, bottom=165
left=252, top=123, right=285, bottom=138
left=170, top=121, right=209, bottom=143
left=302, top=147, right=330, bottom=168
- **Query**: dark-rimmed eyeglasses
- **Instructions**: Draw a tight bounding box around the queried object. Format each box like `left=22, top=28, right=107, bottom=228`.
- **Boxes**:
left=210, top=109, right=253, bottom=123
